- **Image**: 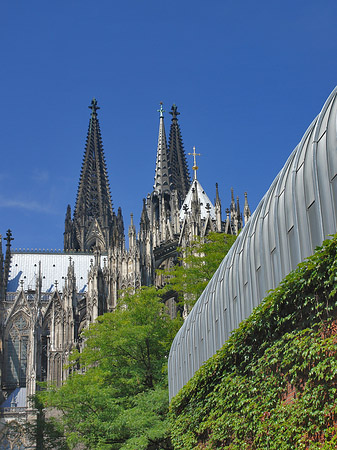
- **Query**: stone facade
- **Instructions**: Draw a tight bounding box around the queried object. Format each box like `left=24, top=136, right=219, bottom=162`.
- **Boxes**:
left=0, top=100, right=249, bottom=419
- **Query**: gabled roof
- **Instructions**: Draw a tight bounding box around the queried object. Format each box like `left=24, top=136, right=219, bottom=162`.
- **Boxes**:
left=179, top=179, right=215, bottom=221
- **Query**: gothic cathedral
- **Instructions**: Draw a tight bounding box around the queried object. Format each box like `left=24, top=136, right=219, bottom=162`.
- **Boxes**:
left=0, top=99, right=250, bottom=413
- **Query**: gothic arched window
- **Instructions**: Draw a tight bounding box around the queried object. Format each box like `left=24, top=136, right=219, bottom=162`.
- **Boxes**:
left=5, top=315, right=30, bottom=388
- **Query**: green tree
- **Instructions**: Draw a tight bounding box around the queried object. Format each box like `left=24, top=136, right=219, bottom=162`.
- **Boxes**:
left=38, top=286, right=182, bottom=450
left=24, top=395, right=69, bottom=450
left=161, top=232, right=236, bottom=309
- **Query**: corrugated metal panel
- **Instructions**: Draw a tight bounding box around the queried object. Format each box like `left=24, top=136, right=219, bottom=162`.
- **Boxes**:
left=168, top=86, right=337, bottom=399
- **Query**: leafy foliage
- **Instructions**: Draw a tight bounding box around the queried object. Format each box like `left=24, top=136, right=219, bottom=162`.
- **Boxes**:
left=160, top=233, right=236, bottom=309
left=24, top=395, right=69, bottom=450
left=170, top=235, right=337, bottom=449
left=38, top=286, right=182, bottom=449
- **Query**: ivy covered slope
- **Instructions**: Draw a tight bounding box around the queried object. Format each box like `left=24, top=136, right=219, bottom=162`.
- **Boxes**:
left=170, top=234, right=337, bottom=449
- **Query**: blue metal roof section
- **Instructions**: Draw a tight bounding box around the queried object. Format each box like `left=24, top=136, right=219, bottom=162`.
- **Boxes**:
left=0, top=387, right=26, bottom=408
left=168, top=86, right=337, bottom=399
left=7, top=253, right=106, bottom=293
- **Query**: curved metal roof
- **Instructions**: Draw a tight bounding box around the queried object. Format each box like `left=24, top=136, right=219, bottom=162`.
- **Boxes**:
left=168, top=86, right=337, bottom=399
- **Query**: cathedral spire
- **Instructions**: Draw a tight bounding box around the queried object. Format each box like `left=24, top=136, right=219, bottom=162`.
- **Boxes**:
left=64, top=99, right=114, bottom=252
left=153, top=103, right=171, bottom=194
left=168, top=104, right=191, bottom=205
left=89, top=97, right=100, bottom=117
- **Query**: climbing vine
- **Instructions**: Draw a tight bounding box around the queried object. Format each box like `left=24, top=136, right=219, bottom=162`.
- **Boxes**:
left=170, top=235, right=337, bottom=449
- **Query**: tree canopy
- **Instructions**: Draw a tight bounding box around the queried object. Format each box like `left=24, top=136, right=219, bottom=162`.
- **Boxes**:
left=35, top=232, right=236, bottom=449
left=161, top=232, right=236, bottom=309
left=38, top=286, right=182, bottom=449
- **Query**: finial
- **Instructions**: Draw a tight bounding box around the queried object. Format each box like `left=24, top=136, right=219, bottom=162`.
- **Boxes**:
left=188, top=146, right=201, bottom=180
left=4, top=229, right=14, bottom=247
left=89, top=98, right=100, bottom=116
left=157, top=102, right=165, bottom=118
left=169, top=104, right=180, bottom=120
left=55, top=280, right=58, bottom=290
left=231, top=187, right=235, bottom=203
left=215, top=182, right=220, bottom=203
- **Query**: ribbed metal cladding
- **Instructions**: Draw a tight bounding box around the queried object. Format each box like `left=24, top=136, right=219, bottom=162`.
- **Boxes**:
left=168, top=86, right=337, bottom=399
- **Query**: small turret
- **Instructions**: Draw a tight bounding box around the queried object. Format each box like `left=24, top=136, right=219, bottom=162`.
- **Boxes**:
left=3, top=230, right=13, bottom=289
left=128, top=213, right=136, bottom=250
left=117, top=207, right=125, bottom=250
left=230, top=187, right=235, bottom=214
left=244, top=192, right=251, bottom=225
left=140, top=199, right=150, bottom=233
left=64, top=205, right=73, bottom=250
left=215, top=182, right=222, bottom=232
left=139, top=199, right=153, bottom=286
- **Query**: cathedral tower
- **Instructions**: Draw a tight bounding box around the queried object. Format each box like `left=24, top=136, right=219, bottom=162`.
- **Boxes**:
left=64, top=98, right=118, bottom=252
left=168, top=104, right=191, bottom=206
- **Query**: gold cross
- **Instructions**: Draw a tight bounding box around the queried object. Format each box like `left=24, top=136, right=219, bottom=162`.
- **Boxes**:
left=188, top=146, right=201, bottom=180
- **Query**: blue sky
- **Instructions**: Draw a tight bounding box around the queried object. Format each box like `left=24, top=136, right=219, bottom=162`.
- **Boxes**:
left=1, top=0, right=337, bottom=250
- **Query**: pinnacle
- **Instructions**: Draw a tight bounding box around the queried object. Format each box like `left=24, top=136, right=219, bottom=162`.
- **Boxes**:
left=170, top=104, right=180, bottom=120
left=89, top=98, right=100, bottom=116
left=168, top=104, right=191, bottom=204
left=66, top=99, right=114, bottom=252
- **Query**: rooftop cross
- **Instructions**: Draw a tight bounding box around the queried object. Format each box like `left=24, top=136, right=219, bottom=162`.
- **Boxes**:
left=157, top=102, right=165, bottom=118
left=188, top=146, right=201, bottom=180
left=169, top=104, right=180, bottom=120
left=4, top=229, right=14, bottom=249
left=89, top=98, right=100, bottom=116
